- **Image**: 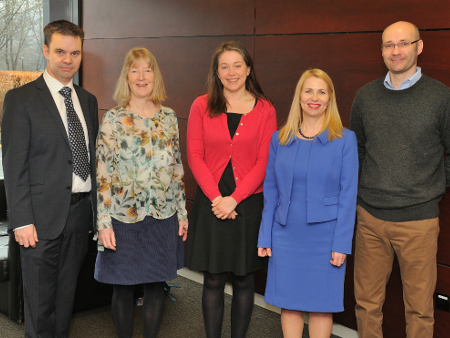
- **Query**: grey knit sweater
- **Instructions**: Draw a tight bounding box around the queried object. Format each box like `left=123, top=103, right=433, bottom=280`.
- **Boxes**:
left=350, top=75, right=450, bottom=222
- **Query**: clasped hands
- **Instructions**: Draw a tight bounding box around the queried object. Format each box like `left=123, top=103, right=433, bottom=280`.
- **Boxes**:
left=211, top=196, right=238, bottom=220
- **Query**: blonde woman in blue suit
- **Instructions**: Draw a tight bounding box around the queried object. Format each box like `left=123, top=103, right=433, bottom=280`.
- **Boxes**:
left=258, top=69, right=358, bottom=338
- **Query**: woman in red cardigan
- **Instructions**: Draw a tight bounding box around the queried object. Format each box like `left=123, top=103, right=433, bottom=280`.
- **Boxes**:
left=185, top=41, right=277, bottom=338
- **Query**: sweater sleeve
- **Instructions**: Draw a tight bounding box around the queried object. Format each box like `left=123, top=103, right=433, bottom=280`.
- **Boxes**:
left=230, top=103, right=277, bottom=204
left=331, top=131, right=359, bottom=254
left=442, top=97, right=450, bottom=188
left=186, top=97, right=222, bottom=202
left=257, top=132, right=279, bottom=249
left=349, top=92, right=366, bottom=174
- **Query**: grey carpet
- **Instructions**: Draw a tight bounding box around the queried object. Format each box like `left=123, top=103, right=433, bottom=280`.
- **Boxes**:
left=0, top=275, right=342, bottom=338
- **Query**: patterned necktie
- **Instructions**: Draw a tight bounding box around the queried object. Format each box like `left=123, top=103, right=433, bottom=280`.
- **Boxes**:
left=59, top=86, right=90, bottom=181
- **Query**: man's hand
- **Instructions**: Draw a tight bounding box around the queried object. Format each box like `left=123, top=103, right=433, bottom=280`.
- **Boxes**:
left=98, top=228, right=116, bottom=251
left=15, top=225, right=39, bottom=248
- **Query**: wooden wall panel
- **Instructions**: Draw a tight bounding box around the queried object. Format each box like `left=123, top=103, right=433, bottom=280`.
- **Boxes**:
left=435, top=265, right=450, bottom=337
left=81, top=1, right=450, bottom=336
left=438, top=193, right=450, bottom=266
left=178, top=119, right=197, bottom=201
left=333, top=253, right=357, bottom=329
left=417, top=31, right=450, bottom=89
left=83, top=0, right=254, bottom=39
left=255, top=33, right=385, bottom=127
left=82, top=37, right=254, bottom=117
left=255, top=31, right=450, bottom=128
left=255, top=0, right=450, bottom=35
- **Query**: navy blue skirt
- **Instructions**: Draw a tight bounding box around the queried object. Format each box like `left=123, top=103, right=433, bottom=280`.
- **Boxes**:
left=94, top=214, right=184, bottom=285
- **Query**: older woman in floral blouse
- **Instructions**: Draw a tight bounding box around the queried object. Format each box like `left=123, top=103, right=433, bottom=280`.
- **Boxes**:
left=94, top=47, right=188, bottom=338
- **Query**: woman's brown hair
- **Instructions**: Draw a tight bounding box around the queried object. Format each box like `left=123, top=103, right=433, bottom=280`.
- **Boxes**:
left=206, top=41, right=272, bottom=117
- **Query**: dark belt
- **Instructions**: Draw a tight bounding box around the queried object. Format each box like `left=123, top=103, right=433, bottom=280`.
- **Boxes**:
left=71, top=192, right=90, bottom=204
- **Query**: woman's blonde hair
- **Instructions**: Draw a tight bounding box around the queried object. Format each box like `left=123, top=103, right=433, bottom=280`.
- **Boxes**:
left=113, top=47, right=167, bottom=107
left=278, top=69, right=343, bottom=145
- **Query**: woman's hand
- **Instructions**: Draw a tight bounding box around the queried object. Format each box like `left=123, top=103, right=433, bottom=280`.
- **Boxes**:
left=178, top=220, right=188, bottom=242
left=258, top=247, right=272, bottom=257
left=227, top=211, right=238, bottom=220
left=330, top=251, right=347, bottom=267
left=98, top=228, right=116, bottom=251
left=211, top=196, right=237, bottom=219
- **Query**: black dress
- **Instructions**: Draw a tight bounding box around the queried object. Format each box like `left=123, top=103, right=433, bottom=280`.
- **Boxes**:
left=185, top=112, right=267, bottom=276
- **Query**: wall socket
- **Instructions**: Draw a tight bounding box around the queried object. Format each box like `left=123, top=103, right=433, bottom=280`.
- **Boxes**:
left=435, top=292, right=450, bottom=312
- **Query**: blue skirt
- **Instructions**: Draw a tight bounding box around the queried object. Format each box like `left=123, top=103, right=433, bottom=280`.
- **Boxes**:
left=94, top=214, right=184, bottom=285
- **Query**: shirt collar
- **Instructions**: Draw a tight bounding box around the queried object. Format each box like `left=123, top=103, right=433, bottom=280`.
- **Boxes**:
left=43, top=69, right=74, bottom=95
left=384, top=67, right=422, bottom=90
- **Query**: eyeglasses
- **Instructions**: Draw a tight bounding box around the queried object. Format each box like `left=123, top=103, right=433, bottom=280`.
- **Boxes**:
left=382, top=40, right=420, bottom=50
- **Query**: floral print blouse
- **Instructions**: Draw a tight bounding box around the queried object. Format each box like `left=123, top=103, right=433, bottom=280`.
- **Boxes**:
left=96, top=106, right=188, bottom=231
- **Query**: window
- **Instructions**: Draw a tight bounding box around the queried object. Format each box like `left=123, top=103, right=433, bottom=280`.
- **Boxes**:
left=0, top=0, right=80, bottom=179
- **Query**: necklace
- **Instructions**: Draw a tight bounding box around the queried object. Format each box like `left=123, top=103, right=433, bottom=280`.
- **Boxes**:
left=298, top=123, right=317, bottom=140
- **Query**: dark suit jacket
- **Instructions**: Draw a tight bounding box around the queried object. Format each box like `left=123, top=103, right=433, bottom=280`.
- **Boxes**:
left=257, top=129, right=359, bottom=255
left=1, top=75, right=98, bottom=240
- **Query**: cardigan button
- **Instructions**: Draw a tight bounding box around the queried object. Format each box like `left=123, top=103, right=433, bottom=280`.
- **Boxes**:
left=240, top=123, right=243, bottom=126
left=236, top=133, right=239, bottom=136
left=236, top=177, right=238, bottom=180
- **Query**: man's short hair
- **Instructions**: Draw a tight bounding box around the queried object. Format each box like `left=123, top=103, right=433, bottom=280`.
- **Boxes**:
left=44, top=19, right=84, bottom=46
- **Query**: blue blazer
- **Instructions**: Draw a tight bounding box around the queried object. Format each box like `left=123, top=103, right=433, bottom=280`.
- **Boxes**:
left=257, top=128, right=359, bottom=254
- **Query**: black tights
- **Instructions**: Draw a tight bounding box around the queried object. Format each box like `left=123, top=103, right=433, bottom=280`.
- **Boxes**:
left=202, top=271, right=255, bottom=338
left=111, top=282, right=165, bottom=338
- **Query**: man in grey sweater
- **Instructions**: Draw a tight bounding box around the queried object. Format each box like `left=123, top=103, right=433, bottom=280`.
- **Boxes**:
left=350, top=21, right=450, bottom=338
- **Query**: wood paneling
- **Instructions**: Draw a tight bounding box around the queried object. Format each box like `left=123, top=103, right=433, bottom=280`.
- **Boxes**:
left=178, top=119, right=196, bottom=201
left=437, top=264, right=450, bottom=295
left=438, top=191, right=450, bottom=266
left=255, top=0, right=450, bottom=35
left=82, top=37, right=254, bottom=118
left=435, top=265, right=450, bottom=336
left=81, top=1, right=450, bottom=336
left=255, top=30, right=450, bottom=128
left=334, top=253, right=357, bottom=330
left=83, top=0, right=254, bottom=39
left=255, top=34, right=385, bottom=127
left=417, top=31, right=450, bottom=89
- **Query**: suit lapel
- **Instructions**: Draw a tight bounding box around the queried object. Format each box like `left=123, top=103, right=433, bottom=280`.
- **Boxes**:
left=74, top=85, right=97, bottom=169
left=281, top=139, right=298, bottom=205
left=35, top=76, right=70, bottom=147
left=74, top=85, right=94, bottom=145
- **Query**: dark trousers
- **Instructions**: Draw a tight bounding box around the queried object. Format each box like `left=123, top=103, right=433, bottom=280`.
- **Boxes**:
left=20, top=196, right=91, bottom=338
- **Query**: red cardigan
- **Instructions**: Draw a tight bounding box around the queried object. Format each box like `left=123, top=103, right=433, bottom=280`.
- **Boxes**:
left=187, top=94, right=277, bottom=204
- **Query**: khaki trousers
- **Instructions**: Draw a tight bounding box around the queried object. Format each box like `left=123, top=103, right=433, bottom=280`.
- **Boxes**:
left=354, top=206, right=439, bottom=338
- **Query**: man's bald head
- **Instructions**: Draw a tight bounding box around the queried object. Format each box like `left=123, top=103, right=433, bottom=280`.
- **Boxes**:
left=382, top=21, right=420, bottom=44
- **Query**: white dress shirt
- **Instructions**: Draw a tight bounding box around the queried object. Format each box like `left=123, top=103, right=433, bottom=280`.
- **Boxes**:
left=43, top=70, right=91, bottom=193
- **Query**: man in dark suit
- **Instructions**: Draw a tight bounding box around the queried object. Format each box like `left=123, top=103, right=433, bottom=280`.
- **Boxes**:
left=1, top=20, right=98, bottom=338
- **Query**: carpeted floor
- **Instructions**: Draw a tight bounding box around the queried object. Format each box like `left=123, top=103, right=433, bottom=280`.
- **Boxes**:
left=0, top=275, right=342, bottom=338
